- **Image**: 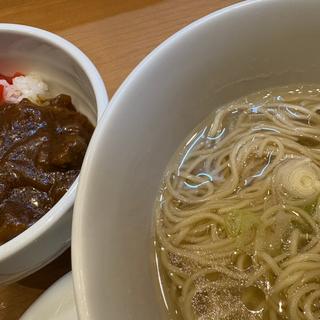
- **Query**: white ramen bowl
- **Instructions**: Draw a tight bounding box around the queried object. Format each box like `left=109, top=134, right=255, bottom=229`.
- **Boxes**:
left=72, top=0, right=320, bottom=318
left=0, top=24, right=108, bottom=284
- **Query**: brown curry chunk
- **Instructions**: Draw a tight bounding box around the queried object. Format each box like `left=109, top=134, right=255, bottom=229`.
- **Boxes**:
left=0, top=95, right=94, bottom=244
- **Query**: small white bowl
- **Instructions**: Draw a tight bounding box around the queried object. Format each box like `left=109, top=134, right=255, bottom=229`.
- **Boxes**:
left=72, top=0, right=320, bottom=319
left=0, top=24, right=108, bottom=284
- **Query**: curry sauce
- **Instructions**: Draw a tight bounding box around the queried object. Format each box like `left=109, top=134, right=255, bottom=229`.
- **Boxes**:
left=0, top=95, right=94, bottom=244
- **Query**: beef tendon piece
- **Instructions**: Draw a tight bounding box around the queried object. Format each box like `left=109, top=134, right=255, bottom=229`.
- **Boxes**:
left=50, top=170, right=80, bottom=203
left=0, top=187, right=53, bottom=244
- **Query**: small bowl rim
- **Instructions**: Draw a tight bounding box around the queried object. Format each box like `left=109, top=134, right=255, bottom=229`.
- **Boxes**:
left=0, top=23, right=108, bottom=261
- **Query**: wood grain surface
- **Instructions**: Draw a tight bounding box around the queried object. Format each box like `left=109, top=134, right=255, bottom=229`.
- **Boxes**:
left=0, top=1, right=240, bottom=319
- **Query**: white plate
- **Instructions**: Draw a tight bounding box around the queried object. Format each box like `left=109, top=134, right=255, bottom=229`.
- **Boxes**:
left=21, top=272, right=77, bottom=320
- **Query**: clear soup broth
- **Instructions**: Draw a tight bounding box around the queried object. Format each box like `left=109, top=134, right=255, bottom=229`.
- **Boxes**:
left=154, top=85, right=320, bottom=320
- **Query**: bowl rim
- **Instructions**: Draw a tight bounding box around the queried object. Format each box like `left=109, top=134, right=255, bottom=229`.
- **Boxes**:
left=71, top=0, right=269, bottom=318
left=0, top=23, right=108, bottom=261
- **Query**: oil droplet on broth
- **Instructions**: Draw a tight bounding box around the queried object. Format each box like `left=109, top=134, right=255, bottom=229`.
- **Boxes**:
left=241, top=286, right=266, bottom=313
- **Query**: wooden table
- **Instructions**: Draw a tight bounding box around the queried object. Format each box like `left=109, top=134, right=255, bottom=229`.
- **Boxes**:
left=0, top=1, right=240, bottom=319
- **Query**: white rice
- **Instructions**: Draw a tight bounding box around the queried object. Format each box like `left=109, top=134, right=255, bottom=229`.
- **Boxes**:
left=1, top=72, right=49, bottom=104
